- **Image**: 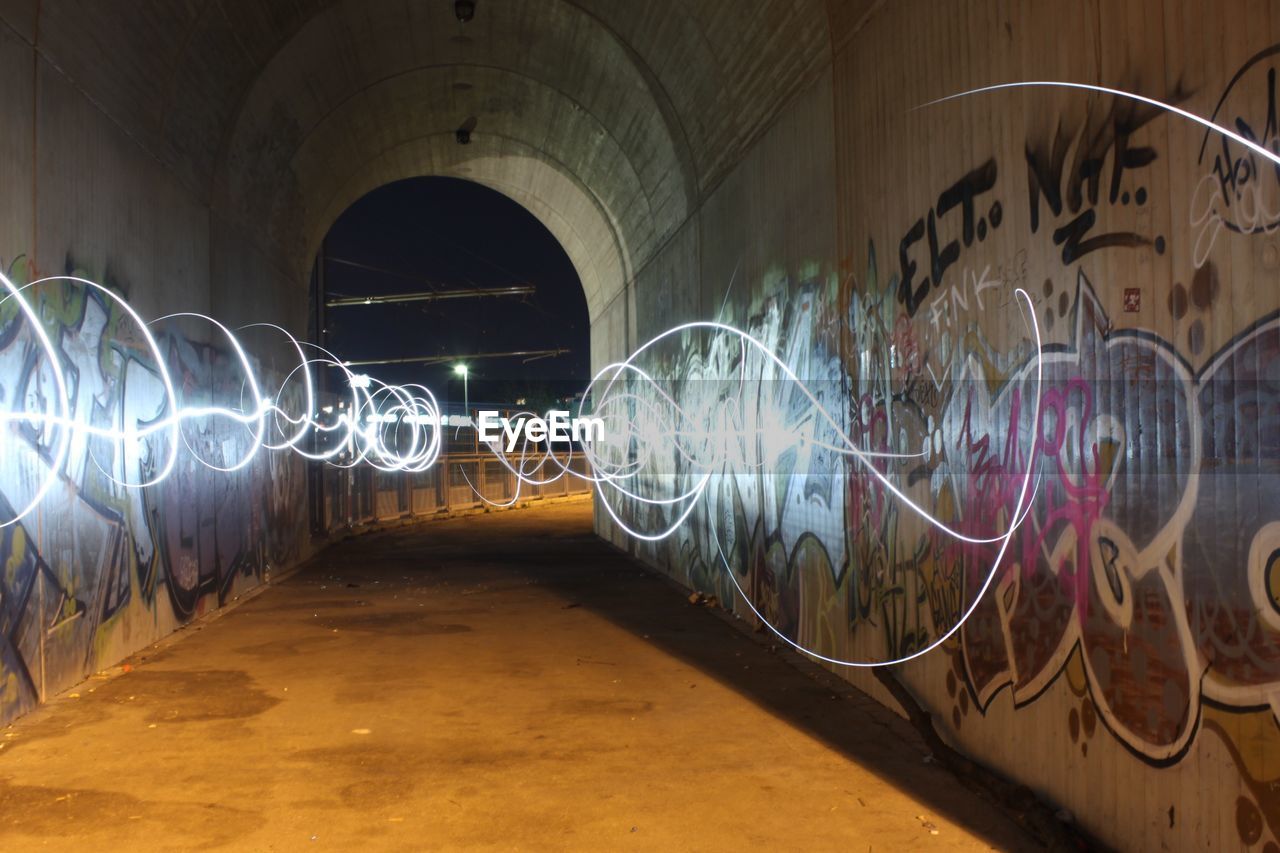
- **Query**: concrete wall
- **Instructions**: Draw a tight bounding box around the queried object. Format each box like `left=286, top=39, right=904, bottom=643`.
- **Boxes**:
left=607, top=2, right=1280, bottom=849
left=1, top=0, right=1276, bottom=846
left=0, top=15, right=312, bottom=725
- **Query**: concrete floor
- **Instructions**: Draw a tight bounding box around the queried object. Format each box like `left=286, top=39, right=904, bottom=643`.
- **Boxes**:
left=0, top=500, right=1037, bottom=851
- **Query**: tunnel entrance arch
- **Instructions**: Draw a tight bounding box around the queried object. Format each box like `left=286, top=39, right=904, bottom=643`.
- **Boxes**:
left=310, top=175, right=591, bottom=391
left=305, top=153, right=631, bottom=366
left=306, top=174, right=596, bottom=531
left=202, top=0, right=828, bottom=427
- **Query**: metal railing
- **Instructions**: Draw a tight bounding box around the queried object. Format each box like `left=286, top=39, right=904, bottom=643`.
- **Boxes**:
left=315, top=451, right=593, bottom=531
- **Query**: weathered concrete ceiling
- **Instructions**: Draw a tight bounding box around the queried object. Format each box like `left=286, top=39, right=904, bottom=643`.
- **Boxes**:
left=12, top=0, right=831, bottom=319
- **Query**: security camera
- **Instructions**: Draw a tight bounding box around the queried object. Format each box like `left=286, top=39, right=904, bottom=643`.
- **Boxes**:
left=456, top=127, right=471, bottom=145
left=455, top=1, right=475, bottom=23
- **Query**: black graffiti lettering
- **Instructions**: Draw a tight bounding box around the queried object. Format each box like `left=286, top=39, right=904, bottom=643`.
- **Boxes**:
left=898, top=159, right=1000, bottom=316
left=1230, top=67, right=1280, bottom=190
left=1029, top=121, right=1162, bottom=224
left=936, top=159, right=999, bottom=248
left=1198, top=54, right=1280, bottom=238
left=1052, top=208, right=1148, bottom=265
left=1052, top=209, right=1093, bottom=264
left=1109, top=135, right=1158, bottom=204
left=1026, top=141, right=1066, bottom=233
left=898, top=217, right=927, bottom=315
left=1027, top=92, right=1172, bottom=262
left=1097, top=536, right=1125, bottom=604
left=1211, top=146, right=1240, bottom=207
left=926, top=209, right=959, bottom=299
left=1072, top=156, right=1105, bottom=212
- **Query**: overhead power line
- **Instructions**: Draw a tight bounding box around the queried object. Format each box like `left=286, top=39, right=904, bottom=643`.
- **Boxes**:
left=326, top=285, right=535, bottom=308
left=325, top=255, right=453, bottom=289
left=341, top=348, right=571, bottom=368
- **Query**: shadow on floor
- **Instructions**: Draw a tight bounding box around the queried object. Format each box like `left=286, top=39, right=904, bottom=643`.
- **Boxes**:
left=314, top=502, right=1044, bottom=850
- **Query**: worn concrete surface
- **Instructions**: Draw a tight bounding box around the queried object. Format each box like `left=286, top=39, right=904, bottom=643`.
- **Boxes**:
left=0, top=500, right=1036, bottom=851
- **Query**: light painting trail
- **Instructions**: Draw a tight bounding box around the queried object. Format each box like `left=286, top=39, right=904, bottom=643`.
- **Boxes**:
left=0, top=274, right=446, bottom=520
left=1, top=83, right=1266, bottom=668
left=0, top=270, right=1042, bottom=668
left=578, top=290, right=1044, bottom=667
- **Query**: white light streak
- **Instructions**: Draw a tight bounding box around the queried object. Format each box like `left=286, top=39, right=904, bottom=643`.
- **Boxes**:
left=1, top=77, right=1249, bottom=668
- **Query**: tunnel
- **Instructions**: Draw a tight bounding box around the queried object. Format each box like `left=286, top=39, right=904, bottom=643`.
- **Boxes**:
left=1, top=1, right=1279, bottom=849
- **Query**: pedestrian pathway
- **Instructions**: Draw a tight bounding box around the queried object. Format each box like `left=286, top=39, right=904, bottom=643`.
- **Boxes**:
left=0, top=500, right=1035, bottom=851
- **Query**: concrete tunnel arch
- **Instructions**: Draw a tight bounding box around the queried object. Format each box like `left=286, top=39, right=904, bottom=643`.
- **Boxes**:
left=161, top=0, right=830, bottom=365
left=208, top=0, right=706, bottom=361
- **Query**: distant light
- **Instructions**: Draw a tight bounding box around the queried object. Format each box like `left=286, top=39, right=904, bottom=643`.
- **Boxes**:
left=454, top=364, right=468, bottom=377
left=350, top=374, right=371, bottom=389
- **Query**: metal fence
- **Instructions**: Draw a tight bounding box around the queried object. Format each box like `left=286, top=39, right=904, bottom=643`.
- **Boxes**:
left=314, top=451, right=593, bottom=532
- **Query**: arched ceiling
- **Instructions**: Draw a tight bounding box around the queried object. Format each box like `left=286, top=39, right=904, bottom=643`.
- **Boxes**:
left=26, top=0, right=832, bottom=320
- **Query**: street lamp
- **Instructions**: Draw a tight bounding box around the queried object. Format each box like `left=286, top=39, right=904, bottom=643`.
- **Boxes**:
left=454, top=363, right=469, bottom=423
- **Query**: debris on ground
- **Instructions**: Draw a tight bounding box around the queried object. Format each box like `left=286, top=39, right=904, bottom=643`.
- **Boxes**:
left=916, top=815, right=940, bottom=835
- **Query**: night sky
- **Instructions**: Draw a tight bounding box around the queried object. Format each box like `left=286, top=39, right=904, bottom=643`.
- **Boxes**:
left=318, top=177, right=589, bottom=412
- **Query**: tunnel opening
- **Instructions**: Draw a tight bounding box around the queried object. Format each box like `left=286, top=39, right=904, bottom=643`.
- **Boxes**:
left=302, top=175, right=598, bottom=532
left=310, top=175, right=590, bottom=408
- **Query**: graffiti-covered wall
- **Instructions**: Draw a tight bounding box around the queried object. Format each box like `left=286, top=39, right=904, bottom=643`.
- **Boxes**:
left=0, top=259, right=310, bottom=724
left=602, top=2, right=1280, bottom=849
left=0, top=20, right=313, bottom=726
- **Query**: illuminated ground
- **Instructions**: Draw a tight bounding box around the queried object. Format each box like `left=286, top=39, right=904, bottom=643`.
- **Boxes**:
left=0, top=500, right=1034, bottom=850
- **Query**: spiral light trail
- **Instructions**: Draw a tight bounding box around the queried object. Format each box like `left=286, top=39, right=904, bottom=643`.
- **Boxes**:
left=1, top=83, right=1259, bottom=667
